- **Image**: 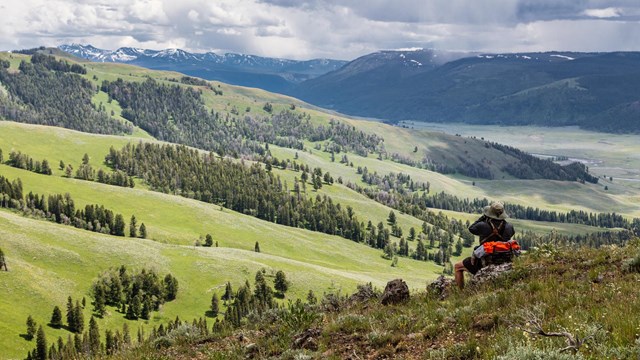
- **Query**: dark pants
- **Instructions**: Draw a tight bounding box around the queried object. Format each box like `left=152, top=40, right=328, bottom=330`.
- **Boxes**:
left=462, top=256, right=482, bottom=275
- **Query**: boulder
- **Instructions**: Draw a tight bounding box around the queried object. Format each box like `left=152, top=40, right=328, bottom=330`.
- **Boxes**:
left=381, top=279, right=409, bottom=305
left=469, top=263, right=513, bottom=287
left=427, top=275, right=454, bottom=300
left=292, top=328, right=321, bottom=351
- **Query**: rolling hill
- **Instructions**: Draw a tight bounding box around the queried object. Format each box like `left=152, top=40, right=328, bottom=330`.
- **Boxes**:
left=1, top=50, right=639, bottom=360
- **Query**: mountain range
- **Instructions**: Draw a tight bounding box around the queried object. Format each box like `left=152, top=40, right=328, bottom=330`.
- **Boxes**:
left=60, top=45, right=640, bottom=133
left=293, top=49, right=640, bottom=133
left=59, top=44, right=347, bottom=93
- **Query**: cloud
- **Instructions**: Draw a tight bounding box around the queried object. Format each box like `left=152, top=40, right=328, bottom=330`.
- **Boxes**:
left=583, top=7, right=622, bottom=18
left=1, top=0, right=640, bottom=60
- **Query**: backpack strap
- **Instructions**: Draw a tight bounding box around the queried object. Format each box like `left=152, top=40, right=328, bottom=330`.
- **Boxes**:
left=480, top=220, right=505, bottom=244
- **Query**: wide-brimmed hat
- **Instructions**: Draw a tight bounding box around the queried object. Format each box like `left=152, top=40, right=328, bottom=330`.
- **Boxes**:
left=484, top=201, right=508, bottom=220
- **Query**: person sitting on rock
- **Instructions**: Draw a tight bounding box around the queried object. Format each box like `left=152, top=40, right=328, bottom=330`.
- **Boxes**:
left=454, top=201, right=515, bottom=289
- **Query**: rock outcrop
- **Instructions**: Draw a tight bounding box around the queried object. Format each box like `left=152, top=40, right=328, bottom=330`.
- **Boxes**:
left=469, top=263, right=513, bottom=287
left=381, top=279, right=409, bottom=305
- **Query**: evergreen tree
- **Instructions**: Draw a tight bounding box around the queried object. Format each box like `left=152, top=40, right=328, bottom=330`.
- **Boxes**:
left=254, top=241, right=260, bottom=253
left=59, top=160, right=65, bottom=170
left=50, top=306, right=63, bottom=328
left=35, top=326, right=47, bottom=360
left=26, top=315, right=37, bottom=340
left=73, top=301, right=84, bottom=333
left=274, top=270, right=289, bottom=296
left=0, top=248, right=7, bottom=271
left=88, top=317, right=100, bottom=355
left=129, top=215, right=137, bottom=238
left=139, top=223, right=147, bottom=239
left=222, top=282, right=233, bottom=302
left=306, top=290, right=317, bottom=305
left=126, top=295, right=140, bottom=320
left=204, top=233, right=213, bottom=247
left=253, top=270, right=273, bottom=307
left=113, top=214, right=126, bottom=236
left=455, top=239, right=463, bottom=256
left=210, top=293, right=219, bottom=316
left=387, top=211, right=397, bottom=226
left=66, top=297, right=75, bottom=330
left=164, top=274, right=179, bottom=301
left=141, top=297, right=151, bottom=320
left=92, top=284, right=106, bottom=317
left=105, top=329, right=115, bottom=355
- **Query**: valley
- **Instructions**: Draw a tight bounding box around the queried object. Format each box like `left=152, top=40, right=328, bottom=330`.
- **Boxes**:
left=0, top=50, right=639, bottom=359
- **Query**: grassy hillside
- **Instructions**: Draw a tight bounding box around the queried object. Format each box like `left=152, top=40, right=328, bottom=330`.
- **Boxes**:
left=1, top=51, right=638, bottom=360
left=96, top=242, right=640, bottom=359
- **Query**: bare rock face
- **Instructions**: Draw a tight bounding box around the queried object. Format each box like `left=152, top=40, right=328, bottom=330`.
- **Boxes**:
left=381, top=279, right=409, bottom=305
left=427, top=275, right=454, bottom=300
left=469, top=263, right=513, bottom=287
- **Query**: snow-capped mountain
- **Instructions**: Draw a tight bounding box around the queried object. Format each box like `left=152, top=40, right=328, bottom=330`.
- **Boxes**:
left=59, top=44, right=347, bottom=93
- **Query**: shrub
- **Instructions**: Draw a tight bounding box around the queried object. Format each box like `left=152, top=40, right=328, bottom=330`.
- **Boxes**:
left=495, top=346, right=584, bottom=360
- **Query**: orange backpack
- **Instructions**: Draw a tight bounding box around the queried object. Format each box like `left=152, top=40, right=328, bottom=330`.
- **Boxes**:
left=473, top=240, right=521, bottom=266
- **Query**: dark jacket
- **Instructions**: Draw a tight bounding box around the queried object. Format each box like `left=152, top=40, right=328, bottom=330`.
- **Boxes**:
left=469, top=216, right=515, bottom=244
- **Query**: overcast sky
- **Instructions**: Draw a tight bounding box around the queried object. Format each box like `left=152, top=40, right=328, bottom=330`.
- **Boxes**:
left=2, top=0, right=640, bottom=60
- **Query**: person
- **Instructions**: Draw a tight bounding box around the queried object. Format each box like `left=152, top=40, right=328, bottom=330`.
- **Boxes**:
left=454, top=201, right=515, bottom=289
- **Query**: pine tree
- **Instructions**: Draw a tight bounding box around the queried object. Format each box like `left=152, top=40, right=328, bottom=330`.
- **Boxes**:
left=26, top=315, right=37, bottom=340
left=306, top=290, right=317, bottom=305
left=274, top=270, right=289, bottom=296
left=73, top=301, right=84, bottom=333
left=222, top=282, right=233, bottom=302
left=66, top=297, right=75, bottom=331
left=254, top=241, right=260, bottom=252
left=126, top=295, right=140, bottom=320
left=50, top=306, right=63, bottom=328
left=35, top=325, right=47, bottom=360
left=129, top=215, right=137, bottom=238
left=164, top=274, right=179, bottom=301
left=210, top=293, right=219, bottom=316
left=0, top=248, right=7, bottom=271
left=141, top=297, right=151, bottom=320
left=113, top=214, right=126, bottom=236
left=387, top=211, right=397, bottom=226
left=139, top=223, right=147, bottom=239
left=82, top=153, right=90, bottom=165
left=93, top=284, right=106, bottom=317
left=204, top=233, right=213, bottom=247
left=88, top=317, right=100, bottom=355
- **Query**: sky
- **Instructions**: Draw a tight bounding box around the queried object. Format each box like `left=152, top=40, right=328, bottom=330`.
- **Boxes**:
left=1, top=0, right=640, bottom=60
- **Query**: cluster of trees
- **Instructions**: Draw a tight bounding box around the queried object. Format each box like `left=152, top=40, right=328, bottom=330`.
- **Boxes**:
left=4, top=150, right=52, bottom=175
left=101, top=78, right=383, bottom=158
left=391, top=142, right=598, bottom=182
left=1, top=174, right=140, bottom=237
left=26, top=312, right=220, bottom=360
left=517, top=229, right=634, bottom=250
left=91, top=266, right=178, bottom=320
left=490, top=142, right=599, bottom=183
left=30, top=53, right=86, bottom=74
left=68, top=153, right=135, bottom=188
left=105, top=143, right=367, bottom=242
left=222, top=269, right=289, bottom=326
left=0, top=55, right=132, bottom=135
left=26, top=316, right=137, bottom=360
left=421, top=191, right=634, bottom=229
left=359, top=167, right=429, bottom=194
left=346, top=182, right=476, bottom=263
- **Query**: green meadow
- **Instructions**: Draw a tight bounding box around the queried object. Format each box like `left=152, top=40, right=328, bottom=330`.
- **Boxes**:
left=1, top=51, right=638, bottom=359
